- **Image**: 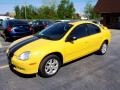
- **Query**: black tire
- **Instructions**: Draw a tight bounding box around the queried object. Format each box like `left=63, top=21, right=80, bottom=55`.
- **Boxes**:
left=97, top=42, right=108, bottom=55
left=4, top=36, right=13, bottom=42
left=4, top=36, right=8, bottom=41
left=38, top=55, right=61, bottom=78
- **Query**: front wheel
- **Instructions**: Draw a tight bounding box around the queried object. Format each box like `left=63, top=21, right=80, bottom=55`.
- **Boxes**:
left=38, top=55, right=61, bottom=78
left=97, top=42, right=108, bottom=55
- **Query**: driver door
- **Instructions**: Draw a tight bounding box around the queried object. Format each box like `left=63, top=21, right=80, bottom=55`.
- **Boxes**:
left=63, top=24, right=89, bottom=63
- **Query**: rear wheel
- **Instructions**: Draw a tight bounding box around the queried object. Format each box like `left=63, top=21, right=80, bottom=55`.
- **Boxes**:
left=97, top=42, right=108, bottom=55
left=38, top=55, right=61, bottom=78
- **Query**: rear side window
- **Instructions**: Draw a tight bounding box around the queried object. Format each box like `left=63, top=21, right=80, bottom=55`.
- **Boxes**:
left=69, top=24, right=88, bottom=39
left=43, top=21, right=53, bottom=25
left=38, top=21, right=43, bottom=24
left=87, top=24, right=101, bottom=35
left=33, top=21, right=43, bottom=25
left=46, top=21, right=53, bottom=24
left=42, top=21, right=47, bottom=25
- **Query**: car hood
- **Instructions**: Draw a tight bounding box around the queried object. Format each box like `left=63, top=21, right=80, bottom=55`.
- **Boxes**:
left=9, top=35, right=34, bottom=48
left=12, top=36, right=58, bottom=56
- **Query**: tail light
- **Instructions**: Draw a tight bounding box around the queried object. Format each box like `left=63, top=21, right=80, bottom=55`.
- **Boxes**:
left=8, top=26, right=12, bottom=32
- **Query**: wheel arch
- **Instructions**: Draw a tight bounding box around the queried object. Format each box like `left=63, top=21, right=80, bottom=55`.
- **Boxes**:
left=38, top=52, right=63, bottom=77
left=41, top=52, right=63, bottom=66
left=104, top=39, right=109, bottom=44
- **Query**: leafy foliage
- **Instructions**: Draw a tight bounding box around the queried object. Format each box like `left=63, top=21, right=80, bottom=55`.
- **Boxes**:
left=14, top=6, right=21, bottom=19
left=84, top=3, right=100, bottom=19
left=14, top=0, right=75, bottom=19
left=57, top=0, right=75, bottom=19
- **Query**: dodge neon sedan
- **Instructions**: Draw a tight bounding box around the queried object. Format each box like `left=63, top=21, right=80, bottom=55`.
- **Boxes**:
left=6, top=21, right=111, bottom=77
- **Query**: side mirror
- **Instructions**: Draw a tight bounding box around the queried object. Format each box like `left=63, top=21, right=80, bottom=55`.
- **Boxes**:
left=66, top=36, right=77, bottom=42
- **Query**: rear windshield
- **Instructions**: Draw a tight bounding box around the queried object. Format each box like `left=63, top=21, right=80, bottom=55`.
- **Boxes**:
left=9, top=20, right=28, bottom=26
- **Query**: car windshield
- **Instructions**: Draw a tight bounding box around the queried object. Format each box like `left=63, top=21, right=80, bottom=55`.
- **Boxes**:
left=35, top=22, right=73, bottom=40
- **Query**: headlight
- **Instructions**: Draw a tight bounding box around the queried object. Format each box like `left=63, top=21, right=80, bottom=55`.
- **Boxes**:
left=18, top=51, right=31, bottom=60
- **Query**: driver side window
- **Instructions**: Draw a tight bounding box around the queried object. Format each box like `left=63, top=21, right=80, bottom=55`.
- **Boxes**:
left=68, top=24, right=88, bottom=39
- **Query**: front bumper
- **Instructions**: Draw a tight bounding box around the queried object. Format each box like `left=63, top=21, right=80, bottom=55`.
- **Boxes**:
left=8, top=55, right=39, bottom=75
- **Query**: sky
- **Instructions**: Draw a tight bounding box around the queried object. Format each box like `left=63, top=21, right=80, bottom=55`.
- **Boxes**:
left=0, top=0, right=97, bottom=14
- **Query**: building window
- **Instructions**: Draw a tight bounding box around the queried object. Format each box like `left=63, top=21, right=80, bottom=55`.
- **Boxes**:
left=118, top=17, right=120, bottom=22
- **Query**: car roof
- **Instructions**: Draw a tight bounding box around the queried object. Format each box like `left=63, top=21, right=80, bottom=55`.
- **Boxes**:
left=5, top=19, right=28, bottom=22
left=34, top=19, right=52, bottom=22
left=69, top=20, right=99, bottom=26
left=3, top=19, right=29, bottom=26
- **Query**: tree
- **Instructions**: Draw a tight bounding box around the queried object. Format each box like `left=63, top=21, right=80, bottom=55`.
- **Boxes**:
left=14, top=5, right=39, bottom=19
left=14, top=0, right=75, bottom=19
left=39, top=0, right=58, bottom=19
left=41, top=0, right=60, bottom=7
left=14, top=6, right=21, bottom=19
left=84, top=3, right=100, bottom=19
left=25, top=5, right=38, bottom=19
left=66, top=2, right=75, bottom=18
left=20, top=6, right=26, bottom=19
left=57, top=0, right=75, bottom=19
left=38, top=5, right=57, bottom=19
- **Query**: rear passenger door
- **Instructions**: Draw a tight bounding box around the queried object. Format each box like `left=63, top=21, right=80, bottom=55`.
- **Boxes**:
left=86, top=23, right=102, bottom=52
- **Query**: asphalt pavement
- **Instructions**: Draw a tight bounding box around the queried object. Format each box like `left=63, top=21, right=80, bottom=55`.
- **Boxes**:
left=0, top=29, right=120, bottom=90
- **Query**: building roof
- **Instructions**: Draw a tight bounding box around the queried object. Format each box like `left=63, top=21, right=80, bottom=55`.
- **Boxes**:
left=94, top=0, right=120, bottom=13
left=0, top=14, right=7, bottom=16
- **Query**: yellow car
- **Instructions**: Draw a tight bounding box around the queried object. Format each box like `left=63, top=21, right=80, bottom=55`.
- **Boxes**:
left=7, top=21, right=111, bottom=77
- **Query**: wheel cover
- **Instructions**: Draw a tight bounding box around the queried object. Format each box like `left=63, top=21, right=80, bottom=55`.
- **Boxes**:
left=101, top=43, right=107, bottom=54
left=45, top=58, right=59, bottom=75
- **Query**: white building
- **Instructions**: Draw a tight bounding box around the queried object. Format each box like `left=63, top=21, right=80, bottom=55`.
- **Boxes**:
left=0, top=14, right=14, bottom=20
